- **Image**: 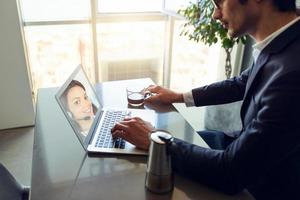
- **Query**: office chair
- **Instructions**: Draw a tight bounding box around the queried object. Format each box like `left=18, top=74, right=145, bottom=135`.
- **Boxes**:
left=0, top=163, right=30, bottom=200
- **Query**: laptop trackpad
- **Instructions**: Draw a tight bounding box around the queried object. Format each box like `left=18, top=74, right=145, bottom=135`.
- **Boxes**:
left=128, top=109, right=157, bottom=126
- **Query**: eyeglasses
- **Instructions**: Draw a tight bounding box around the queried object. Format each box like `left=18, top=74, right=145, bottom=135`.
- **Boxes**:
left=211, top=0, right=223, bottom=9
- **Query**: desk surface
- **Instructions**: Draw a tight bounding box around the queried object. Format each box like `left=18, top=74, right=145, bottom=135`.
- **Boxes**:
left=31, top=78, right=253, bottom=200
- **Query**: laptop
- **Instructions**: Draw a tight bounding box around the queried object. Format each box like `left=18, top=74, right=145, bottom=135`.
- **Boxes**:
left=55, top=65, right=156, bottom=155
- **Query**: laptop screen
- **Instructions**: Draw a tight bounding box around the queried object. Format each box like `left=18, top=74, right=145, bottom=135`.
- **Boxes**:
left=56, top=65, right=101, bottom=147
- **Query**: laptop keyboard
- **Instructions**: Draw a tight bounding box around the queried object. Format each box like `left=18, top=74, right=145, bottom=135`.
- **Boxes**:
left=95, top=110, right=127, bottom=149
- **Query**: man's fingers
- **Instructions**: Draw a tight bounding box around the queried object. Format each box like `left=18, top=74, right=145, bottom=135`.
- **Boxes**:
left=120, top=117, right=143, bottom=123
left=144, top=94, right=160, bottom=103
left=111, top=122, right=128, bottom=132
left=146, top=85, right=160, bottom=93
left=111, top=129, right=126, bottom=139
left=123, top=116, right=131, bottom=121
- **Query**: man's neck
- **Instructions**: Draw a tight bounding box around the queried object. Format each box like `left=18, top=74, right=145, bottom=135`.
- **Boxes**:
left=251, top=10, right=298, bottom=42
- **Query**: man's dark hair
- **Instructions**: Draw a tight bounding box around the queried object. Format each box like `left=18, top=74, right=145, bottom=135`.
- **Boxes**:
left=239, top=0, right=296, bottom=12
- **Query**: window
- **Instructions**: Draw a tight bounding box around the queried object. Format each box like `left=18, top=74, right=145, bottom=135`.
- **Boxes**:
left=20, top=0, right=90, bottom=21
left=96, top=20, right=164, bottom=84
left=24, top=25, right=94, bottom=90
left=169, top=19, right=221, bottom=92
left=97, top=0, right=162, bottom=13
left=20, top=0, right=224, bottom=99
left=164, top=0, right=193, bottom=14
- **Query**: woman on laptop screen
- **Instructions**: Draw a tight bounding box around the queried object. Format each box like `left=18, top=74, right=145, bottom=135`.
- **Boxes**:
left=62, top=80, right=97, bottom=136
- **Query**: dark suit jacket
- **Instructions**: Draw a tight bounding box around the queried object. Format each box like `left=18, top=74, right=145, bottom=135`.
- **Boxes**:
left=169, top=20, right=300, bottom=199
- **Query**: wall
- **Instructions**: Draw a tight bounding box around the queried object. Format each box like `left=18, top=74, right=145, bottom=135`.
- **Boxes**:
left=0, top=0, right=34, bottom=130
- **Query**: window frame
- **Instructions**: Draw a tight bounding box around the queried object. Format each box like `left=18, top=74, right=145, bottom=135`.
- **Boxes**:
left=20, top=0, right=241, bottom=98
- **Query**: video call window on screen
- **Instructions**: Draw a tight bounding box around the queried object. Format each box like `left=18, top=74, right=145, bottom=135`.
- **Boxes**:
left=56, top=66, right=101, bottom=143
left=60, top=79, right=98, bottom=137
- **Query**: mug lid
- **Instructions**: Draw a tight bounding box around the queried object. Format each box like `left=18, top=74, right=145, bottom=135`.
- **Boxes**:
left=150, top=130, right=173, bottom=144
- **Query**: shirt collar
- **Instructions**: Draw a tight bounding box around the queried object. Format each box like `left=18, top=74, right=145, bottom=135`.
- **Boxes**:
left=252, top=17, right=300, bottom=63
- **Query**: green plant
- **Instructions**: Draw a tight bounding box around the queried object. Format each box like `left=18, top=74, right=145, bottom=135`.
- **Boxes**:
left=178, top=0, right=247, bottom=79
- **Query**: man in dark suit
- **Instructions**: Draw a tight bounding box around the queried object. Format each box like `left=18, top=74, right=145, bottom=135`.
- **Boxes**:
left=111, top=0, right=300, bottom=199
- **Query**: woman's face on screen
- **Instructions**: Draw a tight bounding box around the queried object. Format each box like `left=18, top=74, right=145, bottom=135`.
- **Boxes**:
left=66, top=85, right=94, bottom=121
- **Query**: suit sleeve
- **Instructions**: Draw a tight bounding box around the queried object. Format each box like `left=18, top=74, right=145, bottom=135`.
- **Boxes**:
left=169, top=69, right=300, bottom=194
left=192, top=66, right=251, bottom=106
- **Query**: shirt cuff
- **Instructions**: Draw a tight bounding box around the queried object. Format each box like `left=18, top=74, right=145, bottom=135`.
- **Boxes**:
left=183, top=91, right=195, bottom=107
